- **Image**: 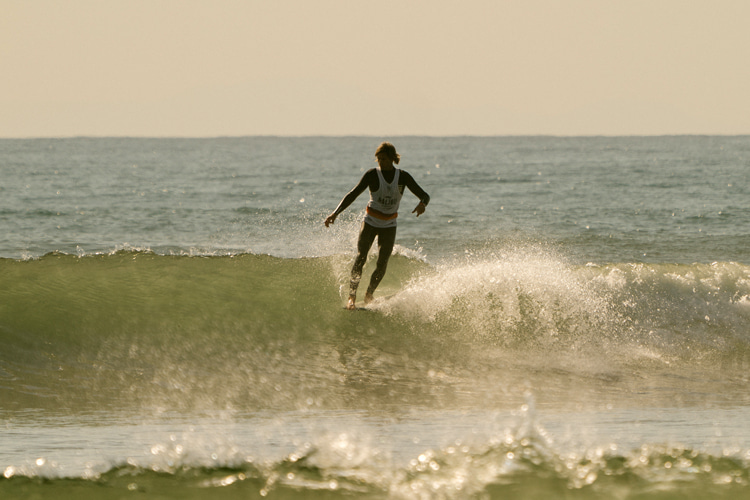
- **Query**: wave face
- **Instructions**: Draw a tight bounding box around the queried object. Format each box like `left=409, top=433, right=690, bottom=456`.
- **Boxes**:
left=3, top=250, right=750, bottom=498
left=2, top=249, right=750, bottom=413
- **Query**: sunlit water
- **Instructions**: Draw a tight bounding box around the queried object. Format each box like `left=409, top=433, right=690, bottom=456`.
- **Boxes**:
left=1, top=136, right=749, bottom=498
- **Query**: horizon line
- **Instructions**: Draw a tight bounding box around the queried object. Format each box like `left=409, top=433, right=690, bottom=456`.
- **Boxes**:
left=2, top=133, right=750, bottom=140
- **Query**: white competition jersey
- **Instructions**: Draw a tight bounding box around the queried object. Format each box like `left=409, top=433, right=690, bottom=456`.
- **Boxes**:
left=364, top=168, right=401, bottom=228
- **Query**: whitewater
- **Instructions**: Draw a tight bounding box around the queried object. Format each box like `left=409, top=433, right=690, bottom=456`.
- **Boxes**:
left=1, top=136, right=749, bottom=499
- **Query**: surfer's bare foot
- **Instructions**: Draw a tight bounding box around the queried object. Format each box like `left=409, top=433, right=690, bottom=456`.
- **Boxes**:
left=364, top=292, right=374, bottom=304
left=346, top=296, right=357, bottom=310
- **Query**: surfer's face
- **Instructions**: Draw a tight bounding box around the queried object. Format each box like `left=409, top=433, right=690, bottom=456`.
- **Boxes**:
left=376, top=151, right=393, bottom=169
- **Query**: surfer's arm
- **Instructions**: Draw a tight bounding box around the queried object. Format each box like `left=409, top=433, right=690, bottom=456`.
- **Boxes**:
left=324, top=170, right=373, bottom=227
left=401, top=171, right=430, bottom=217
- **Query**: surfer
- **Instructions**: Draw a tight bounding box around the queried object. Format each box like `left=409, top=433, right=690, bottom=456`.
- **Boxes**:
left=325, top=142, right=430, bottom=310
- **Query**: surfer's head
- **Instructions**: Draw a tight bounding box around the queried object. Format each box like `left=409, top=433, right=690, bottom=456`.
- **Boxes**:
left=375, top=142, right=400, bottom=165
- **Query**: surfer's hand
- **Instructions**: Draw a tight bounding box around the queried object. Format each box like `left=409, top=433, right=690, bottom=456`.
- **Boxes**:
left=412, top=202, right=426, bottom=217
left=324, top=213, right=337, bottom=227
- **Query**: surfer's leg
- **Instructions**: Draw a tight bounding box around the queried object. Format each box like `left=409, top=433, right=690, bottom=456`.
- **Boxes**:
left=350, top=223, right=377, bottom=305
left=366, top=226, right=396, bottom=301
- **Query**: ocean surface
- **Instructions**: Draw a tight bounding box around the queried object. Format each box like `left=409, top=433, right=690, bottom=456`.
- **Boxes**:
left=1, top=136, right=749, bottom=499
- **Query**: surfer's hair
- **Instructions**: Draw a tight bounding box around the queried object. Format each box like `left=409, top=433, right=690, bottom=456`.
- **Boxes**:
left=375, top=142, right=400, bottom=165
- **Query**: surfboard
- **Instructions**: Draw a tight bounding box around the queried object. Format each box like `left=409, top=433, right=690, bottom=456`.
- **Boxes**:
left=342, top=293, right=397, bottom=311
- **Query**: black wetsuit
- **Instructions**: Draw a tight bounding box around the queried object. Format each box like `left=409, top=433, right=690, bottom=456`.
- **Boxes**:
left=332, top=168, right=430, bottom=298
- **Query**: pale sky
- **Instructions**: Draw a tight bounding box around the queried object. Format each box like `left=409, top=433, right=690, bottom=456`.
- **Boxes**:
left=2, top=0, right=749, bottom=137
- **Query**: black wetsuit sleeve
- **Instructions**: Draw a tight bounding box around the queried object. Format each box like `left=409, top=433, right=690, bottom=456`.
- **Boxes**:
left=400, top=171, right=430, bottom=206
left=332, top=169, right=377, bottom=215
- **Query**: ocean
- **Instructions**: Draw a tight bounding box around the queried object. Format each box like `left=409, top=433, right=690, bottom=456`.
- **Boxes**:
left=1, top=136, right=749, bottom=499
